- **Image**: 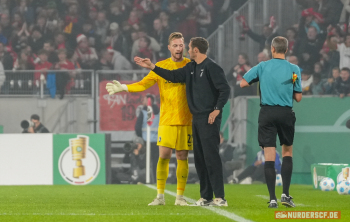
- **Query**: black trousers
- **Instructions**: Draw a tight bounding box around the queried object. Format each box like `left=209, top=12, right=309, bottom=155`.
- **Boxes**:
left=56, top=72, right=70, bottom=99
left=193, top=116, right=225, bottom=200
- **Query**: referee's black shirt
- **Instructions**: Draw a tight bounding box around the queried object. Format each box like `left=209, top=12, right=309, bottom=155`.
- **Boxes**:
left=152, top=58, right=230, bottom=116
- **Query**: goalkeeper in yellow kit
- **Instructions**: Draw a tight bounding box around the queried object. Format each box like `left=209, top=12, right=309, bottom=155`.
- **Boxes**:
left=106, top=32, right=192, bottom=206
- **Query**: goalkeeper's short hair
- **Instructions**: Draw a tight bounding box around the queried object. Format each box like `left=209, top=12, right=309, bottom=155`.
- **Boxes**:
left=168, top=32, right=184, bottom=45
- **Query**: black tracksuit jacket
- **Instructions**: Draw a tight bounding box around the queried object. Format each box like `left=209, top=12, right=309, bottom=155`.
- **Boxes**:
left=152, top=57, right=230, bottom=117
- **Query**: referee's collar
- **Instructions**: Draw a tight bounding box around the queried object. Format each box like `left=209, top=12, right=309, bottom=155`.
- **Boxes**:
left=272, top=58, right=285, bottom=60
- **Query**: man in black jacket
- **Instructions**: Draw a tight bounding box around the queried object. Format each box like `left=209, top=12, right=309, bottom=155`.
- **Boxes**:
left=134, top=37, right=231, bottom=207
left=335, top=67, right=350, bottom=98
left=293, top=25, right=326, bottom=72
left=245, top=24, right=279, bottom=52
left=29, top=114, right=49, bottom=133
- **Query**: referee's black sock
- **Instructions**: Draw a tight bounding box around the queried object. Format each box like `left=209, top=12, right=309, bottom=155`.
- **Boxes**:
left=281, top=156, right=293, bottom=197
left=264, top=161, right=276, bottom=201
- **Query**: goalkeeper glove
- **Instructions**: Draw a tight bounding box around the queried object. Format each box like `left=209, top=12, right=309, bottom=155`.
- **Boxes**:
left=105, top=80, right=128, bottom=95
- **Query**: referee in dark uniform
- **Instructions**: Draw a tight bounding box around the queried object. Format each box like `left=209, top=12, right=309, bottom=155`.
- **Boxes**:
left=134, top=37, right=230, bottom=206
left=240, top=36, right=302, bottom=208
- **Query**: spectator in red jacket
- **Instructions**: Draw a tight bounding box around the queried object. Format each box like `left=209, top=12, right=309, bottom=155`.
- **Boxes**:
left=55, top=33, right=66, bottom=49
left=55, top=48, right=75, bottom=99
left=56, top=49, right=75, bottom=70
left=73, top=34, right=98, bottom=69
left=128, top=10, right=140, bottom=30
left=43, top=40, right=58, bottom=64
left=136, top=36, right=153, bottom=65
left=34, top=49, right=52, bottom=86
left=286, top=27, right=297, bottom=55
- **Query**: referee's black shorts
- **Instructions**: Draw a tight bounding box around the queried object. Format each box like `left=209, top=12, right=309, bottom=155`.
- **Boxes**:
left=258, top=105, right=296, bottom=148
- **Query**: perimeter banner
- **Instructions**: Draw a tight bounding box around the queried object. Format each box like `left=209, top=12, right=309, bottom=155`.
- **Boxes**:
left=99, top=80, right=159, bottom=131
left=53, top=134, right=106, bottom=185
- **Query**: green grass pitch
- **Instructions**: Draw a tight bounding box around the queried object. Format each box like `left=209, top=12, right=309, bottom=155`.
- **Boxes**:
left=0, top=184, right=348, bottom=222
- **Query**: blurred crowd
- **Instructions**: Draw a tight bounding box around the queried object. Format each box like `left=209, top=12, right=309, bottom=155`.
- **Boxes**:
left=0, top=0, right=247, bottom=97
left=231, top=0, right=350, bottom=98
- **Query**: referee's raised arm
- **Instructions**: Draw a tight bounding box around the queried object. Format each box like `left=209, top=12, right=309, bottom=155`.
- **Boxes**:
left=240, top=36, right=302, bottom=208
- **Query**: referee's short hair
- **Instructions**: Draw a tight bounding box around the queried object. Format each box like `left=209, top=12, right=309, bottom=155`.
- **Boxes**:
left=271, top=36, right=288, bottom=54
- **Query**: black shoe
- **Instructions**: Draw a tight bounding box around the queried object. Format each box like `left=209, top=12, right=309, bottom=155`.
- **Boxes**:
left=281, top=195, right=295, bottom=208
left=268, top=200, right=278, bottom=208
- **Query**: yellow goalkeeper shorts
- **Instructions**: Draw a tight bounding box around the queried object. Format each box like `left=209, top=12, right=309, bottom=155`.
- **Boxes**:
left=157, top=125, right=193, bottom=150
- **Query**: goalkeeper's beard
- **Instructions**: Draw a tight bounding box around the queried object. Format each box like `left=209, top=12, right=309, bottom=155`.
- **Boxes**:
left=171, top=52, right=183, bottom=61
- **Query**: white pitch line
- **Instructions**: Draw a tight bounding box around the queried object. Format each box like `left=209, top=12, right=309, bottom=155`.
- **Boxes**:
left=145, top=184, right=254, bottom=222
left=255, top=195, right=311, bottom=207
left=0, top=212, right=192, bottom=216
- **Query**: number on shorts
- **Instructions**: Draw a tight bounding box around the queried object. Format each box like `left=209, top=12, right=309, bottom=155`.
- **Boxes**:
left=187, top=134, right=192, bottom=144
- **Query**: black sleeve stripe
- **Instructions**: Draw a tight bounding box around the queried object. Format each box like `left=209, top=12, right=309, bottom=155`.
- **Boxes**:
left=293, top=90, right=302, bottom=93
left=249, top=77, right=259, bottom=85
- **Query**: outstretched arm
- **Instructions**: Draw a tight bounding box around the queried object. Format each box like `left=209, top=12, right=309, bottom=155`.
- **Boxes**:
left=246, top=29, right=265, bottom=45
left=134, top=56, right=187, bottom=83
left=127, top=72, right=157, bottom=92
left=106, top=72, right=157, bottom=95
left=106, top=80, right=128, bottom=95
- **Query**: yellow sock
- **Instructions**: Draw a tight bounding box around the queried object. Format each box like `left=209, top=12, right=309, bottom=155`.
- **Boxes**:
left=176, top=159, right=189, bottom=196
left=156, top=158, right=170, bottom=195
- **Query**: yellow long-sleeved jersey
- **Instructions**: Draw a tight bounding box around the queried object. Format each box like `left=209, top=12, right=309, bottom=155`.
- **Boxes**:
left=127, top=58, right=192, bottom=126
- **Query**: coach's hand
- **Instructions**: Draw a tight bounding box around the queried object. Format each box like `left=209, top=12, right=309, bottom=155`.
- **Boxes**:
left=208, top=110, right=220, bottom=124
left=106, top=80, right=128, bottom=95
left=134, top=56, right=155, bottom=70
